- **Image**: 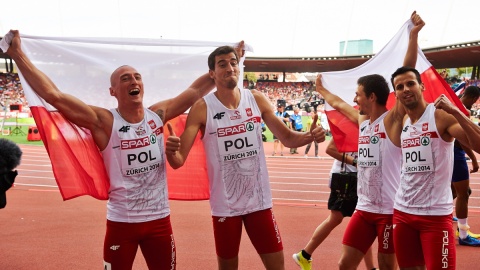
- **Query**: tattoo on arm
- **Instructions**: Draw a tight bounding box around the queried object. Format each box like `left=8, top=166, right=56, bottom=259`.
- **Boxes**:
left=155, top=109, right=165, bottom=122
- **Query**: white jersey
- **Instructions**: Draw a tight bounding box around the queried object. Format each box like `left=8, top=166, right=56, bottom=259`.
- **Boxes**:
left=395, top=104, right=454, bottom=215
left=202, top=88, right=272, bottom=217
left=102, top=108, right=169, bottom=222
left=356, top=111, right=401, bottom=214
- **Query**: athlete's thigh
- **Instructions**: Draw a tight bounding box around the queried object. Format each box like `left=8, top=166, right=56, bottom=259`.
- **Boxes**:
left=342, top=210, right=377, bottom=254
left=244, top=208, right=283, bottom=255
left=393, top=210, right=424, bottom=268
left=212, top=215, right=243, bottom=259
left=103, top=220, right=140, bottom=270
left=139, top=217, right=176, bottom=270
left=419, top=215, right=455, bottom=270
left=372, top=213, right=394, bottom=254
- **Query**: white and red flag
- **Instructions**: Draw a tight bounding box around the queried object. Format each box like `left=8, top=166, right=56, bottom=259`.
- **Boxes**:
left=321, top=20, right=466, bottom=152
left=12, top=34, right=251, bottom=200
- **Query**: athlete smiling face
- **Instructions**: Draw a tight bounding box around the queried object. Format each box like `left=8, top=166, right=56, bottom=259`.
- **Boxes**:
left=109, top=65, right=144, bottom=105
left=353, top=85, right=371, bottom=116
left=393, top=70, right=425, bottom=111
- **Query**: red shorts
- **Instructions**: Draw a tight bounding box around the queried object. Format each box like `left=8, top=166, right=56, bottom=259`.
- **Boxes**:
left=342, top=210, right=394, bottom=254
left=212, top=208, right=283, bottom=259
left=393, top=209, right=456, bottom=269
left=103, top=216, right=175, bottom=270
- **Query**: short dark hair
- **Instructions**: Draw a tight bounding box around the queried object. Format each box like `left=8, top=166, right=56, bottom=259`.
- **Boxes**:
left=357, top=74, right=390, bottom=106
left=208, top=46, right=238, bottom=70
left=390, top=66, right=423, bottom=89
left=462, top=85, right=480, bottom=99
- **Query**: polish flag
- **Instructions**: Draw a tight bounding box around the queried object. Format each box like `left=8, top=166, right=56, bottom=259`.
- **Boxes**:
left=453, top=81, right=466, bottom=96
left=321, top=20, right=466, bottom=152
left=12, top=35, right=250, bottom=200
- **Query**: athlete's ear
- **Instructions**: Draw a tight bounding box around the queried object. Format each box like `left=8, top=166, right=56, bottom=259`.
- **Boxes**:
left=208, top=69, right=215, bottom=80
left=109, top=87, right=115, bottom=96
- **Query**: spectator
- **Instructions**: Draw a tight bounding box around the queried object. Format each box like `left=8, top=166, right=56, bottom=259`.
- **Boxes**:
left=273, top=104, right=290, bottom=156
left=304, top=108, right=320, bottom=158
left=290, top=106, right=303, bottom=154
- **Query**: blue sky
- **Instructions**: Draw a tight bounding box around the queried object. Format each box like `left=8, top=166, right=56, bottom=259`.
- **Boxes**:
left=1, top=0, right=478, bottom=57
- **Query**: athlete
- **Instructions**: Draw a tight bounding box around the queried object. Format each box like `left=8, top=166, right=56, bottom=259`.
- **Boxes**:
left=392, top=68, right=480, bottom=269
left=165, top=45, right=326, bottom=270
left=451, top=85, right=480, bottom=246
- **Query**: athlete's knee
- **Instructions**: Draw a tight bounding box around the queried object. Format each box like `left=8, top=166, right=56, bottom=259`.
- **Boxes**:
left=456, top=190, right=470, bottom=200
left=327, top=212, right=344, bottom=226
left=338, top=254, right=359, bottom=270
left=338, top=258, right=355, bottom=270
left=260, top=251, right=285, bottom=270
left=217, top=256, right=239, bottom=270
left=378, top=253, right=397, bottom=270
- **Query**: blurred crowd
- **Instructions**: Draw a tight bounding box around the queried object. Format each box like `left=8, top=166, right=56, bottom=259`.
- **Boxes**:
left=440, top=69, right=479, bottom=91
left=0, top=72, right=28, bottom=113
left=440, top=70, right=480, bottom=116
left=1, top=70, right=479, bottom=117
left=243, top=80, right=321, bottom=112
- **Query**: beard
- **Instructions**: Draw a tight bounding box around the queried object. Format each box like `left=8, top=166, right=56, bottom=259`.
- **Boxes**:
left=226, top=77, right=238, bottom=89
left=402, top=99, right=418, bottom=110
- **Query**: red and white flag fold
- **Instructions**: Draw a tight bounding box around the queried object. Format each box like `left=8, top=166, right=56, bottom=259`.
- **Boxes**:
left=15, top=34, right=251, bottom=200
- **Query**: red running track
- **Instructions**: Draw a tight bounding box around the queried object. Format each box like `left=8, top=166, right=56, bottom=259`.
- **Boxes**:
left=1, top=143, right=480, bottom=269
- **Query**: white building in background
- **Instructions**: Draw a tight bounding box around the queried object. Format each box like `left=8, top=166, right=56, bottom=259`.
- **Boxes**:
left=339, top=39, right=373, bottom=56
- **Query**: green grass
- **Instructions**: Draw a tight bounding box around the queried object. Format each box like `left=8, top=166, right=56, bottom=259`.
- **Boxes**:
left=263, top=127, right=332, bottom=142
left=0, top=118, right=44, bottom=145
left=263, top=116, right=332, bottom=142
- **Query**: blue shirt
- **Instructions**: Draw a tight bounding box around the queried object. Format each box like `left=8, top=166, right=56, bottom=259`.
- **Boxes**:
left=290, top=114, right=303, bottom=130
